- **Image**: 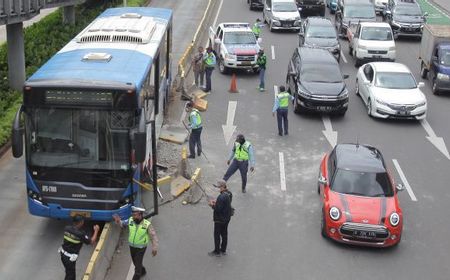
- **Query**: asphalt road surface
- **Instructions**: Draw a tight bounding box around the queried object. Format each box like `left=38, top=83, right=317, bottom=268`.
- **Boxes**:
left=0, top=1, right=207, bottom=279
left=107, top=0, right=450, bottom=279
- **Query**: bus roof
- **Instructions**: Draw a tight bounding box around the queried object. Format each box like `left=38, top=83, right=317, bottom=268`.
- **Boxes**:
left=27, top=7, right=172, bottom=90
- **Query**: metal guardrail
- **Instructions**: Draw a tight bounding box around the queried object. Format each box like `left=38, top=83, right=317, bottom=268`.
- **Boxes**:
left=0, top=0, right=82, bottom=25
left=176, top=0, right=219, bottom=96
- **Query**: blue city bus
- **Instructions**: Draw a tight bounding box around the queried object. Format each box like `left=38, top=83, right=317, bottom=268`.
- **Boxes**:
left=11, top=7, right=172, bottom=221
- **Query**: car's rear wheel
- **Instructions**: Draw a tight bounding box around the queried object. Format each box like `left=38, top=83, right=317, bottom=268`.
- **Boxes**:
left=355, top=79, right=360, bottom=96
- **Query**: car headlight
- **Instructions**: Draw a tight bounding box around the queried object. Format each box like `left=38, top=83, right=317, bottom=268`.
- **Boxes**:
left=388, top=46, right=396, bottom=51
left=272, top=17, right=281, bottom=22
left=376, top=98, right=389, bottom=106
left=437, top=73, right=450, bottom=80
left=297, top=86, right=311, bottom=98
left=329, top=207, right=341, bottom=221
left=389, top=212, right=400, bottom=226
left=358, top=44, right=368, bottom=50
left=225, top=54, right=237, bottom=60
left=417, top=101, right=427, bottom=107
left=391, top=20, right=401, bottom=27
left=337, top=88, right=349, bottom=100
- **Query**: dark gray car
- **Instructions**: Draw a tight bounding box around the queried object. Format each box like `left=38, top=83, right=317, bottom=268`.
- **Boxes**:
left=299, top=17, right=341, bottom=61
left=335, top=0, right=376, bottom=38
left=286, top=47, right=349, bottom=115
left=383, top=1, right=427, bottom=38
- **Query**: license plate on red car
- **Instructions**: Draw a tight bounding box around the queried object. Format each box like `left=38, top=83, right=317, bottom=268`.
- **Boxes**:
left=353, top=230, right=376, bottom=238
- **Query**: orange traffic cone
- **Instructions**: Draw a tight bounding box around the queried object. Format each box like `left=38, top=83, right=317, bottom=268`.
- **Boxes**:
left=229, top=73, right=238, bottom=93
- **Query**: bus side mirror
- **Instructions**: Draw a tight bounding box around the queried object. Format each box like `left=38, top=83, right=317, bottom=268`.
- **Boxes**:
left=134, top=132, right=147, bottom=163
left=12, top=105, right=24, bottom=158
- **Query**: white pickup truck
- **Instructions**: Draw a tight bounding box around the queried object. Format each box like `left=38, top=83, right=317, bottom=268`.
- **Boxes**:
left=209, top=22, right=262, bottom=74
left=348, top=21, right=396, bottom=67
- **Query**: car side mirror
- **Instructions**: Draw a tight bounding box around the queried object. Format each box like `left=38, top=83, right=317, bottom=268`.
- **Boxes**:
left=418, top=81, right=425, bottom=88
left=298, top=7, right=302, bottom=11
left=396, top=183, right=405, bottom=192
left=257, top=37, right=262, bottom=44
left=318, top=175, right=328, bottom=185
left=424, top=12, right=428, bottom=17
left=343, top=74, right=350, bottom=79
left=364, top=80, right=371, bottom=85
left=214, top=38, right=221, bottom=44
left=266, top=7, right=271, bottom=11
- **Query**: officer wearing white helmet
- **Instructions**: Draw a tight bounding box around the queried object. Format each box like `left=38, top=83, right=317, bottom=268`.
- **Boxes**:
left=113, top=206, right=158, bottom=280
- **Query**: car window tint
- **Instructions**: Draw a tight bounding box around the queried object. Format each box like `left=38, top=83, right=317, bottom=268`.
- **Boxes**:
left=375, top=72, right=417, bottom=89
left=331, top=169, right=394, bottom=197
left=360, top=27, right=393, bottom=41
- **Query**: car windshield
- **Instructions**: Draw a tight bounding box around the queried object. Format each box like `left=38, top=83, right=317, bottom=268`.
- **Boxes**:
left=395, top=5, right=422, bottom=16
left=25, top=108, right=134, bottom=170
left=306, top=24, right=336, bottom=39
left=273, top=2, right=298, bottom=12
left=360, top=26, right=393, bottom=40
left=223, top=32, right=256, bottom=44
left=331, top=169, right=394, bottom=197
left=375, top=72, right=417, bottom=89
left=301, top=64, right=343, bottom=83
left=344, top=5, right=376, bottom=18
left=440, top=51, right=450, bottom=66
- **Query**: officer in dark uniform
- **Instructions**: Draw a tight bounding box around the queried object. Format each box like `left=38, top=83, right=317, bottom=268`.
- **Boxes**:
left=59, top=215, right=100, bottom=280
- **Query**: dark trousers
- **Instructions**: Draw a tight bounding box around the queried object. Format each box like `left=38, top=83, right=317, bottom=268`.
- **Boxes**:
left=276, top=108, right=289, bottom=135
left=205, top=67, right=214, bottom=92
left=214, top=221, right=230, bottom=253
left=223, top=159, right=249, bottom=190
left=130, top=246, right=147, bottom=280
left=189, top=127, right=202, bottom=157
left=60, top=254, right=76, bottom=280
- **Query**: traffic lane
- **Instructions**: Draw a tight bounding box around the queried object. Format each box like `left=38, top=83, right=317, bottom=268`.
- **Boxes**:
left=0, top=153, right=96, bottom=280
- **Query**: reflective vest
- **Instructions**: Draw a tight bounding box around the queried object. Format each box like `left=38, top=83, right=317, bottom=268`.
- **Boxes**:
left=257, top=53, right=267, bottom=68
left=189, top=109, right=202, bottom=129
left=234, top=141, right=251, bottom=161
left=64, top=232, right=81, bottom=244
left=277, top=91, right=290, bottom=109
left=128, top=219, right=151, bottom=248
left=252, top=23, right=261, bottom=36
left=205, top=53, right=215, bottom=67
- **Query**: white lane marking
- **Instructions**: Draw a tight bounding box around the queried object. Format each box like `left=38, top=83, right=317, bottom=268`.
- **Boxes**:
left=321, top=115, right=337, bottom=147
left=423, top=0, right=450, bottom=19
left=420, top=119, right=450, bottom=160
left=271, top=45, right=275, bottom=60
left=212, top=0, right=224, bottom=27
left=126, top=263, right=135, bottom=280
left=279, top=152, right=287, bottom=191
left=392, top=159, right=418, bottom=202
left=222, top=101, right=237, bottom=145
left=340, top=50, right=347, bottom=64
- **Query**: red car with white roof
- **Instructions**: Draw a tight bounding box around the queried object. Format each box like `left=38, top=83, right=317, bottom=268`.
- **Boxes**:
left=318, top=143, right=405, bottom=247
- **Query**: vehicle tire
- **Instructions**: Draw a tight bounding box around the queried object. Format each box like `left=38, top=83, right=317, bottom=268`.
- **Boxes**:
left=348, top=44, right=353, bottom=56
left=420, top=63, right=428, bottom=79
left=320, top=11, right=325, bottom=17
left=218, top=58, right=229, bottom=74
left=354, top=52, right=361, bottom=67
left=355, top=79, right=360, bottom=96
left=253, top=67, right=259, bottom=74
left=294, top=96, right=302, bottom=114
left=269, top=20, right=274, bottom=32
left=263, top=12, right=267, bottom=23
left=367, top=98, right=373, bottom=117
left=335, top=109, right=346, bottom=116
left=321, top=211, right=327, bottom=238
left=432, top=78, right=440, bottom=95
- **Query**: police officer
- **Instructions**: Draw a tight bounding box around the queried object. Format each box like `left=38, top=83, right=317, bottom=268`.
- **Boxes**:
left=223, top=134, right=255, bottom=193
left=113, top=207, right=158, bottom=280
left=256, top=48, right=267, bottom=92
left=272, top=85, right=294, bottom=136
left=59, top=215, right=100, bottom=280
left=203, top=47, right=216, bottom=93
left=208, top=180, right=233, bottom=256
left=252, top=18, right=262, bottom=39
left=185, top=101, right=203, bottom=159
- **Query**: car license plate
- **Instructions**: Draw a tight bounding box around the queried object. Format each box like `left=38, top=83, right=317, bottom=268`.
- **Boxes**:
left=317, top=106, right=332, bottom=111
left=241, top=61, right=252, bottom=65
left=372, top=55, right=382, bottom=58
left=353, top=230, right=376, bottom=238
left=283, top=23, right=292, bottom=27
left=70, top=211, right=91, bottom=218
left=397, top=111, right=410, bottom=116
left=306, top=5, right=312, bottom=8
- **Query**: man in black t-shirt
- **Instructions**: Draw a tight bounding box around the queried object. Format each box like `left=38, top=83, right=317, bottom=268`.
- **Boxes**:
left=59, top=215, right=100, bottom=280
left=208, top=180, right=233, bottom=256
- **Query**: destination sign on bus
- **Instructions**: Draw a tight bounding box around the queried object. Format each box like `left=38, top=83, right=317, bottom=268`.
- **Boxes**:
left=45, top=89, right=114, bottom=105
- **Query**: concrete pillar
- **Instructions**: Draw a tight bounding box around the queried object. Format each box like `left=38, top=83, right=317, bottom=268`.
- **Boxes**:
left=6, top=23, right=25, bottom=91
left=63, top=5, right=75, bottom=25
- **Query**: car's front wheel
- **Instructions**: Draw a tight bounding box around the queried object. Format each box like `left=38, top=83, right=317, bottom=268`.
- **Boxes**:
left=355, top=79, right=360, bottom=96
left=367, top=98, right=373, bottom=117
left=218, top=58, right=229, bottom=74
left=321, top=210, right=327, bottom=238
left=432, top=78, right=440, bottom=95
left=293, top=96, right=302, bottom=114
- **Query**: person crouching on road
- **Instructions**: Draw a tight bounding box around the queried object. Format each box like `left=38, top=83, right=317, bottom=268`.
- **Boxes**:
left=113, top=207, right=158, bottom=280
left=223, top=134, right=255, bottom=193
left=208, top=180, right=233, bottom=256
left=186, top=101, right=203, bottom=159
left=59, top=215, right=100, bottom=280
left=257, top=48, right=267, bottom=92
left=273, top=85, right=294, bottom=136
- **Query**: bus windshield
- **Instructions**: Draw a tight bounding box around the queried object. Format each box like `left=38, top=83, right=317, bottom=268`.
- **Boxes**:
left=25, top=108, right=134, bottom=171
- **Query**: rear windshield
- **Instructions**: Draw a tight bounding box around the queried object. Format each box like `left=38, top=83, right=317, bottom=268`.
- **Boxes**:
left=344, top=5, right=376, bottom=19
left=361, top=26, right=393, bottom=41
left=331, top=169, right=394, bottom=197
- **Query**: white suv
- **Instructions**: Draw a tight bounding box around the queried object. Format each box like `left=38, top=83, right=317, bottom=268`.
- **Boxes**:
left=209, top=22, right=262, bottom=74
left=349, top=22, right=396, bottom=67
